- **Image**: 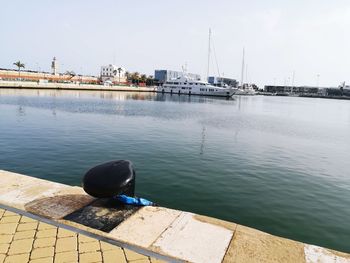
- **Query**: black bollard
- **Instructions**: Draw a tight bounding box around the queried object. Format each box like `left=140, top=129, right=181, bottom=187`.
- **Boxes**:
left=83, top=160, right=135, bottom=198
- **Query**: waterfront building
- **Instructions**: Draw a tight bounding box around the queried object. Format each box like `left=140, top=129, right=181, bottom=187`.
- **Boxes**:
left=208, top=76, right=238, bottom=88
left=154, top=70, right=201, bottom=84
left=100, top=64, right=127, bottom=83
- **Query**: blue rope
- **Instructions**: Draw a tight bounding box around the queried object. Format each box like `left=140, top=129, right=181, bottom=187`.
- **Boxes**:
left=114, top=194, right=154, bottom=206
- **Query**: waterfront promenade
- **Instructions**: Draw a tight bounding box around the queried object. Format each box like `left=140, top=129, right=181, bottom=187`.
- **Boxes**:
left=0, top=81, right=156, bottom=93
left=0, top=170, right=349, bottom=263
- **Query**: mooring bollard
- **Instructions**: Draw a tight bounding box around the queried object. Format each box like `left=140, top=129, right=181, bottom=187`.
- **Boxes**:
left=83, top=160, right=136, bottom=198
left=82, top=160, right=155, bottom=206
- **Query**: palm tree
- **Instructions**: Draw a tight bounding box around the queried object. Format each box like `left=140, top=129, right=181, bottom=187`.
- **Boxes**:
left=13, top=61, right=25, bottom=79
left=131, top=72, right=140, bottom=85
left=113, top=69, right=117, bottom=84
left=140, top=74, right=147, bottom=83
left=117, top=67, right=122, bottom=83
left=146, top=75, right=154, bottom=86
left=125, top=71, right=130, bottom=82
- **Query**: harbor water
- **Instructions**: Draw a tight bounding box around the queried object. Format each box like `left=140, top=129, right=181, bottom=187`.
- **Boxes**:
left=0, top=89, right=350, bottom=252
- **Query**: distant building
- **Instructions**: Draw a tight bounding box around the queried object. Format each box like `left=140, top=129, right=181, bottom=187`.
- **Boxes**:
left=154, top=70, right=201, bottom=84
left=100, top=64, right=126, bottom=83
left=264, top=85, right=319, bottom=94
left=0, top=68, right=98, bottom=84
left=208, top=76, right=238, bottom=88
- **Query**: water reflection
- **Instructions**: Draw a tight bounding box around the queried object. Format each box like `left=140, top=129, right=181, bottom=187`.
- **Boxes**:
left=200, top=126, right=206, bottom=155
left=0, top=88, right=234, bottom=105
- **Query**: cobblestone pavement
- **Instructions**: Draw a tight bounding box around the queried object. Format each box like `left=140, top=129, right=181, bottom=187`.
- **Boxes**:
left=0, top=208, right=165, bottom=263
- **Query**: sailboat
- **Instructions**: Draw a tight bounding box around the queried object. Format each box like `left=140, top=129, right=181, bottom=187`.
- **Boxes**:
left=234, top=48, right=256, bottom=95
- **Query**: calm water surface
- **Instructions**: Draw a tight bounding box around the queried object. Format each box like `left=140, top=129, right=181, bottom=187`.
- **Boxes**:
left=1, top=89, right=350, bottom=252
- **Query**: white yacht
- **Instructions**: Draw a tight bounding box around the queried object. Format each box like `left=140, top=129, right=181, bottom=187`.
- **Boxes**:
left=158, top=76, right=236, bottom=97
left=234, top=84, right=256, bottom=95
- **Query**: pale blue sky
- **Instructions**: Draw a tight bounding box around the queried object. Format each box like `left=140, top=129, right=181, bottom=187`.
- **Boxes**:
left=1, top=0, right=349, bottom=87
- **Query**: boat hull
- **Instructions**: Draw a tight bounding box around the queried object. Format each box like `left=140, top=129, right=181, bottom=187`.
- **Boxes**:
left=157, top=87, right=234, bottom=97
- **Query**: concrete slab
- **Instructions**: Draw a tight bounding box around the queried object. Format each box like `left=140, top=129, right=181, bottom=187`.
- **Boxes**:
left=223, top=225, right=306, bottom=263
left=304, top=245, right=350, bottom=263
left=193, top=214, right=237, bottom=231
left=0, top=170, right=85, bottom=210
left=153, top=212, right=233, bottom=263
left=25, top=194, right=94, bottom=219
left=109, top=206, right=181, bottom=247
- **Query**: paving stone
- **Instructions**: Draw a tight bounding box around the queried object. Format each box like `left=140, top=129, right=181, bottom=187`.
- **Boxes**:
left=31, top=247, right=55, bottom=259
left=0, top=215, right=20, bottom=224
left=132, top=259, right=151, bottom=263
left=78, top=234, right=96, bottom=243
left=29, top=257, right=54, bottom=263
left=79, top=241, right=100, bottom=253
left=17, top=222, right=38, bottom=231
left=124, top=249, right=149, bottom=261
left=36, top=229, right=57, bottom=238
left=57, top=228, right=76, bottom=238
left=223, top=225, right=306, bottom=263
left=79, top=251, right=102, bottom=263
left=3, top=211, right=17, bottom=217
left=4, top=253, right=30, bottom=263
left=8, top=238, right=34, bottom=255
left=20, top=216, right=37, bottom=223
left=55, top=237, right=77, bottom=253
left=110, top=206, right=181, bottom=247
left=0, top=244, right=9, bottom=254
left=100, top=241, right=117, bottom=251
left=54, top=251, right=78, bottom=263
left=102, top=248, right=127, bottom=263
left=153, top=212, right=233, bottom=263
left=34, top=237, right=56, bottom=248
left=38, top=222, right=57, bottom=231
left=13, top=229, right=36, bottom=240
left=0, top=235, right=13, bottom=244
left=0, top=223, right=17, bottom=235
left=0, top=254, right=5, bottom=263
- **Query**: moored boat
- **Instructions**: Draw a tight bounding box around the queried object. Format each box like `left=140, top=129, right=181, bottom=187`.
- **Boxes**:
left=157, top=75, right=235, bottom=97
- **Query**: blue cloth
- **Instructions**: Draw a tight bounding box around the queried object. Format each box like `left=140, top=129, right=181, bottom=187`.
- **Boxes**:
left=115, top=194, right=154, bottom=206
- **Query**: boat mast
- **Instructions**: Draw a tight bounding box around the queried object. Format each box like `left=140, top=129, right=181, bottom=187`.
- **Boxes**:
left=206, top=28, right=211, bottom=81
left=240, top=48, right=245, bottom=89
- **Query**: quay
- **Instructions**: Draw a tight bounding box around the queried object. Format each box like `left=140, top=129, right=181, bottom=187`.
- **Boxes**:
left=0, top=170, right=349, bottom=263
left=0, top=81, right=156, bottom=93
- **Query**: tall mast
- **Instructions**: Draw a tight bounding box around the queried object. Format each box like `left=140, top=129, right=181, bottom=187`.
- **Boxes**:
left=206, top=28, right=211, bottom=81
left=240, top=48, right=245, bottom=88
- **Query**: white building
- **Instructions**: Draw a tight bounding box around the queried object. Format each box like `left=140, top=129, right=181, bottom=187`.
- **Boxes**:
left=100, top=64, right=127, bottom=83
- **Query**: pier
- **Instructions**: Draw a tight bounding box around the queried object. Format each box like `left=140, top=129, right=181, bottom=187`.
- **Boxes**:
left=0, top=170, right=349, bottom=263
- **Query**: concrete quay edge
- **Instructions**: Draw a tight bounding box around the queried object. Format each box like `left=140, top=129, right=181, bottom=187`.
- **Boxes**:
left=0, top=80, right=156, bottom=93
left=0, top=170, right=349, bottom=263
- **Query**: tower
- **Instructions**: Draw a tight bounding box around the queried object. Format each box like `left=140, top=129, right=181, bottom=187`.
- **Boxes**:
left=51, top=57, right=58, bottom=75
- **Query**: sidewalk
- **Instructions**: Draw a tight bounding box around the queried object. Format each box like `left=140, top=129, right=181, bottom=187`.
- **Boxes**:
left=0, top=207, right=163, bottom=263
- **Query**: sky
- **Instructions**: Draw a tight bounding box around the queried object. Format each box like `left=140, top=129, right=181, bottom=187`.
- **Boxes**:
left=1, top=0, right=349, bottom=87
